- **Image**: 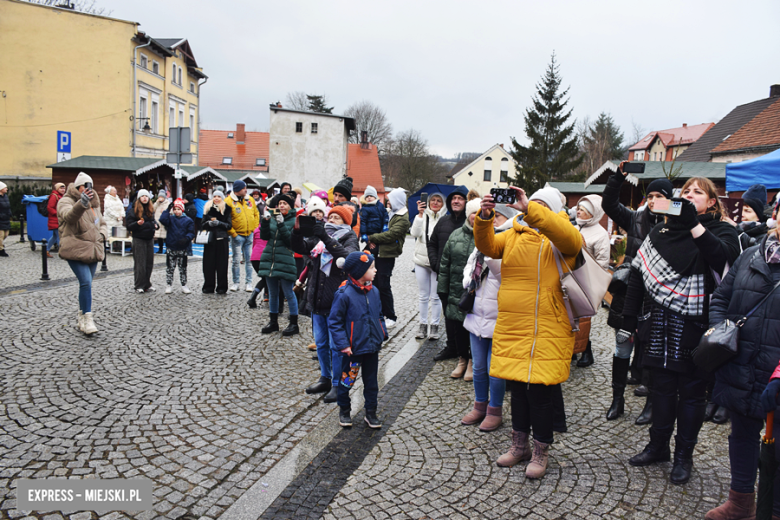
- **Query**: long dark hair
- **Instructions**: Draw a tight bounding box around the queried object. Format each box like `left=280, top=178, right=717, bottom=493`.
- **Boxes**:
left=134, top=198, right=154, bottom=219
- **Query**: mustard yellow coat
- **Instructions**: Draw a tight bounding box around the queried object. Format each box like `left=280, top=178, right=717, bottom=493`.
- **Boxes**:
left=474, top=201, right=582, bottom=386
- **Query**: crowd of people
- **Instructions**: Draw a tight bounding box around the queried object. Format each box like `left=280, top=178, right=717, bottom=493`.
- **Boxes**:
left=28, top=165, right=780, bottom=513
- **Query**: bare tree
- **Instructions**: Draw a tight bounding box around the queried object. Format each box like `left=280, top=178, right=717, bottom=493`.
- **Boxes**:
left=25, top=0, right=111, bottom=15
left=380, top=129, right=448, bottom=193
left=343, top=100, right=393, bottom=150
left=284, top=91, right=308, bottom=111
left=631, top=119, right=647, bottom=147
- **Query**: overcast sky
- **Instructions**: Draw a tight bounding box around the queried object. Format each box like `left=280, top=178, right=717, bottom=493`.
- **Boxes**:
left=101, top=0, right=779, bottom=158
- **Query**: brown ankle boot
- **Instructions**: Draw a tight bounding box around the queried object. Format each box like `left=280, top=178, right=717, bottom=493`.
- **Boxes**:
left=461, top=401, right=487, bottom=425
left=479, top=405, right=503, bottom=431
left=496, top=430, right=531, bottom=467
left=525, top=439, right=551, bottom=479
left=463, top=360, right=474, bottom=382
left=451, top=357, right=468, bottom=378
left=704, top=489, right=755, bottom=520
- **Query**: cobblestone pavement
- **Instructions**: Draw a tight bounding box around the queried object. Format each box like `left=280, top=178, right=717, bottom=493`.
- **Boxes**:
left=0, top=235, right=735, bottom=520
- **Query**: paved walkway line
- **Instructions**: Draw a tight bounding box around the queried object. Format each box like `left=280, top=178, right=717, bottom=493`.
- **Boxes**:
left=221, top=327, right=430, bottom=520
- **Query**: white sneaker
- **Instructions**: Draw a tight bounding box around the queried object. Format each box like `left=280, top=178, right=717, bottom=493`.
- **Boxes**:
left=165, top=286, right=173, bottom=294
left=182, top=286, right=191, bottom=294
left=147, top=286, right=156, bottom=292
left=246, top=284, right=254, bottom=292
left=77, top=311, right=85, bottom=332
left=136, top=288, right=145, bottom=293
left=385, top=319, right=396, bottom=328
left=230, top=284, right=239, bottom=292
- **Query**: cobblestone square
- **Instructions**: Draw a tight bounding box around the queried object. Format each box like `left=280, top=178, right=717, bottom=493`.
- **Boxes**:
left=1, top=237, right=733, bottom=519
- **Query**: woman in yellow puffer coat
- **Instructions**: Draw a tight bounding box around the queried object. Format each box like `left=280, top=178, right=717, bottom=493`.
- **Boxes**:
left=474, top=186, right=581, bottom=479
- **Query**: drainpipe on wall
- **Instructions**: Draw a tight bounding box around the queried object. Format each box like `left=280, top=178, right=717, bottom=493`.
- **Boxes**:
left=132, top=38, right=152, bottom=157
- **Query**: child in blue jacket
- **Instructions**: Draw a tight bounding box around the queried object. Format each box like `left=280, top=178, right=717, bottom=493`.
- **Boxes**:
left=159, top=199, right=195, bottom=294
left=359, top=185, right=388, bottom=242
left=329, top=251, right=388, bottom=428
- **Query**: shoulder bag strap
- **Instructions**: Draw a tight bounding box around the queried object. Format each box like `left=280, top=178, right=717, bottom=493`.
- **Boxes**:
left=738, top=279, right=780, bottom=326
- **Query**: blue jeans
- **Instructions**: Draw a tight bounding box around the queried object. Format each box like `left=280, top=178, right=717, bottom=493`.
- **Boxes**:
left=47, top=229, right=60, bottom=251
left=312, top=313, right=342, bottom=385
left=336, top=352, right=379, bottom=411
left=231, top=234, right=253, bottom=284
left=266, top=276, right=298, bottom=315
left=67, top=260, right=97, bottom=313
left=469, top=334, right=506, bottom=407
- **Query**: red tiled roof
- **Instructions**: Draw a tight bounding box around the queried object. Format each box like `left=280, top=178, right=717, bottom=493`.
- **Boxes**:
left=199, top=129, right=269, bottom=172
left=629, top=123, right=714, bottom=151
left=347, top=144, right=384, bottom=196
left=711, top=98, right=780, bottom=153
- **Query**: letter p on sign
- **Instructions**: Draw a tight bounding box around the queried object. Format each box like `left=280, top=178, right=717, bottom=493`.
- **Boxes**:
left=57, top=131, right=71, bottom=153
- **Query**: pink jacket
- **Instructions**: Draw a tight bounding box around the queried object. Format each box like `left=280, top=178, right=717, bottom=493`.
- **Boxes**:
left=251, top=226, right=268, bottom=261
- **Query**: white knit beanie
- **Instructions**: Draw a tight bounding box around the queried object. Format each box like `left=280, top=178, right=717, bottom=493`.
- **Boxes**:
left=465, top=198, right=482, bottom=219
left=529, top=187, right=563, bottom=214
left=136, top=189, right=151, bottom=200
left=0, top=181, right=7, bottom=191
left=306, top=195, right=327, bottom=216
left=74, top=172, right=93, bottom=187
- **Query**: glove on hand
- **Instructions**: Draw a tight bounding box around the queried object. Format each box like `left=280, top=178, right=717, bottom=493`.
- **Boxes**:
left=208, top=219, right=218, bottom=228
left=616, top=329, right=633, bottom=344
left=361, top=234, right=369, bottom=243
left=313, top=221, right=326, bottom=239
left=275, top=213, right=284, bottom=225
left=80, top=192, right=91, bottom=208
left=673, top=198, right=699, bottom=231
left=761, top=379, right=780, bottom=413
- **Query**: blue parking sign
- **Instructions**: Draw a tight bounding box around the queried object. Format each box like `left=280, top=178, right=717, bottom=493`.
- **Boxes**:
left=57, top=131, right=71, bottom=153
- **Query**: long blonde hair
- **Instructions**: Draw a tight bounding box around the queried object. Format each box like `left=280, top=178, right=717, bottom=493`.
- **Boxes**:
left=681, top=177, right=724, bottom=219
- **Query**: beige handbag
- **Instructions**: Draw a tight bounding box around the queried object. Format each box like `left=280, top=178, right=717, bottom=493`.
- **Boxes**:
left=552, top=245, right=612, bottom=332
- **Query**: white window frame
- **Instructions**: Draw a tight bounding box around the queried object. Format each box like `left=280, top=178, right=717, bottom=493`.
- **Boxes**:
left=139, top=53, right=148, bottom=69
left=256, top=158, right=266, bottom=166
left=190, top=81, right=195, bottom=93
left=138, top=94, right=148, bottom=131
left=222, top=157, right=233, bottom=165
left=151, top=98, right=159, bottom=134
left=311, top=122, right=318, bottom=134
left=178, top=66, right=183, bottom=86
left=172, top=63, right=177, bottom=83
left=169, top=103, right=176, bottom=127
left=152, top=60, right=160, bottom=75
left=189, top=107, right=196, bottom=132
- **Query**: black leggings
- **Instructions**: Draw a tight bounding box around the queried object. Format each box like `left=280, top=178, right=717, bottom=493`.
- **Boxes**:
left=444, top=318, right=471, bottom=359
left=510, top=382, right=554, bottom=444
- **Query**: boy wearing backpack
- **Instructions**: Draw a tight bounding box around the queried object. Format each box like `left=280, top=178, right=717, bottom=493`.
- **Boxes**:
left=329, top=251, right=388, bottom=428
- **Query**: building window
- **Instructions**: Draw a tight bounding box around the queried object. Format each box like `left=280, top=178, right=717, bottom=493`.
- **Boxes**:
left=222, top=157, right=233, bottom=165
left=139, top=54, right=148, bottom=69
left=178, top=67, right=182, bottom=85
left=483, top=170, right=492, bottom=182
left=227, top=132, right=234, bottom=138
left=189, top=113, right=194, bottom=130
left=172, top=63, right=177, bottom=83
left=151, top=101, right=158, bottom=133
left=256, top=158, right=266, bottom=166
left=500, top=158, right=509, bottom=182
left=311, top=123, right=318, bottom=134
left=190, top=82, right=195, bottom=93
left=138, top=97, right=147, bottom=130
left=152, top=61, right=159, bottom=75
left=170, top=106, right=175, bottom=126
left=295, top=122, right=303, bottom=133
left=179, top=108, right=184, bottom=128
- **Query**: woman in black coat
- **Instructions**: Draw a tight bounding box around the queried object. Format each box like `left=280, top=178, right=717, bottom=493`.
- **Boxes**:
left=200, top=191, right=232, bottom=294
left=126, top=189, right=159, bottom=292
left=291, top=206, right=359, bottom=402
left=704, top=226, right=780, bottom=518
left=601, top=163, right=673, bottom=423
left=620, top=177, right=740, bottom=485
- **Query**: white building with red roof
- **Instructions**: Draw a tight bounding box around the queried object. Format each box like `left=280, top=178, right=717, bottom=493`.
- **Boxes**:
left=628, top=122, right=714, bottom=162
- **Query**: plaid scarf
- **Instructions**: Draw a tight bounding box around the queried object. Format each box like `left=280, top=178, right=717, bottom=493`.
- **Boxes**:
left=632, top=238, right=708, bottom=317
left=766, top=233, right=780, bottom=264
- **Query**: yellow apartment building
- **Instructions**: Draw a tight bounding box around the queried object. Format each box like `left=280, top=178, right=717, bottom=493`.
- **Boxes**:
left=0, top=0, right=207, bottom=180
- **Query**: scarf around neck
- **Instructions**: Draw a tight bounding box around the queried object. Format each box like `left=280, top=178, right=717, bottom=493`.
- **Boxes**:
left=310, top=223, right=352, bottom=277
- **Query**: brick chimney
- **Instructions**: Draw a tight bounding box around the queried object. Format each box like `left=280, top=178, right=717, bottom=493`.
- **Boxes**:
left=236, top=123, right=245, bottom=144
left=771, top=85, right=780, bottom=98
left=682, top=123, right=687, bottom=128
left=499, top=143, right=504, bottom=148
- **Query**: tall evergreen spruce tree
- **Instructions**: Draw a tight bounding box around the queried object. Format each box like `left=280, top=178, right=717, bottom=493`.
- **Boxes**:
left=510, top=53, right=582, bottom=192
left=306, top=95, right=334, bottom=114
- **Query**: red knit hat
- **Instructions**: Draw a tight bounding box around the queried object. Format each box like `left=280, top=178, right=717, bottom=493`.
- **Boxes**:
left=329, top=204, right=353, bottom=224
left=173, top=198, right=185, bottom=210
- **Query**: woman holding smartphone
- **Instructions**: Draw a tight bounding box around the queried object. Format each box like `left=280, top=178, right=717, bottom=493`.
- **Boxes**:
left=410, top=192, right=447, bottom=340
left=620, top=177, right=740, bottom=485
left=126, top=189, right=159, bottom=293
left=57, top=172, right=108, bottom=335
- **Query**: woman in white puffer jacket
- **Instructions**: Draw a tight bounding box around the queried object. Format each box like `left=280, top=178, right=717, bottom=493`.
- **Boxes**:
left=459, top=204, right=516, bottom=432
left=410, top=192, right=447, bottom=340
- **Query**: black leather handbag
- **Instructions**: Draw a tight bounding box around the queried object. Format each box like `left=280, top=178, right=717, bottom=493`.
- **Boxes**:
left=608, top=262, right=632, bottom=296
left=693, top=280, right=780, bottom=372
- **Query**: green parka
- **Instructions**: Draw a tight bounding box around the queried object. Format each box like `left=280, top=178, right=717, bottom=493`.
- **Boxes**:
left=436, top=222, right=475, bottom=321
left=368, top=212, right=410, bottom=258
left=258, top=212, right=297, bottom=281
